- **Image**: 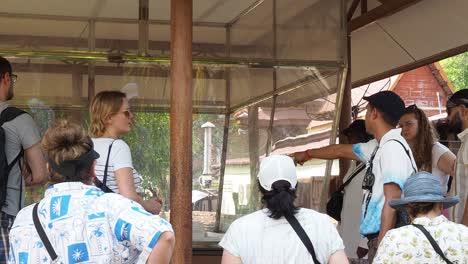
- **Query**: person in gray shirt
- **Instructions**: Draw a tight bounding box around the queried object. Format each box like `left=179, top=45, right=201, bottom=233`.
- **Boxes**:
left=0, top=56, right=47, bottom=262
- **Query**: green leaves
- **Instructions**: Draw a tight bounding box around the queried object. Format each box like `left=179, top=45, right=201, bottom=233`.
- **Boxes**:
left=440, top=52, right=468, bottom=92
left=123, top=112, right=171, bottom=205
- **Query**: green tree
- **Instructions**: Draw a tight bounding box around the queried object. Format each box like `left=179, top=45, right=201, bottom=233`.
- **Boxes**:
left=440, top=52, right=468, bottom=91
left=123, top=112, right=171, bottom=206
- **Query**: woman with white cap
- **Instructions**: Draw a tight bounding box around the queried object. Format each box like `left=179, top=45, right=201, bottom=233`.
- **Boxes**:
left=374, top=171, right=468, bottom=264
left=219, top=155, right=348, bottom=264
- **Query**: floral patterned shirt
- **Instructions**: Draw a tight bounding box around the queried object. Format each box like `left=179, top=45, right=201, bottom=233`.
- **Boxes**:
left=374, top=215, right=468, bottom=264
left=8, top=182, right=173, bottom=264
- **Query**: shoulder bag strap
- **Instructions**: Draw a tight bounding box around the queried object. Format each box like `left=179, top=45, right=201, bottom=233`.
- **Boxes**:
left=284, top=214, right=321, bottom=264
left=103, top=140, right=116, bottom=187
left=340, top=163, right=366, bottom=191
left=388, top=139, right=417, bottom=172
left=412, top=224, right=453, bottom=264
left=33, top=203, right=59, bottom=262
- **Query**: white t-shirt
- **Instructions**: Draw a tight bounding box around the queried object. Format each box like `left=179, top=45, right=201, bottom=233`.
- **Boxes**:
left=352, top=128, right=416, bottom=235
left=0, top=102, right=41, bottom=216
left=92, top=138, right=142, bottom=194
left=431, top=142, right=452, bottom=193
left=219, top=208, right=344, bottom=264
left=454, top=128, right=468, bottom=223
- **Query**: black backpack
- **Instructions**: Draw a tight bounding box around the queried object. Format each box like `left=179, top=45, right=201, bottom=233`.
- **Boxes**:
left=0, top=107, right=27, bottom=209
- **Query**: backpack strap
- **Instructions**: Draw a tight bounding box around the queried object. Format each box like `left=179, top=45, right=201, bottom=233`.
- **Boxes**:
left=340, top=163, right=366, bottom=191
left=1, top=107, right=27, bottom=210
left=0, top=107, right=26, bottom=125
left=412, top=224, right=453, bottom=264
left=1, top=107, right=27, bottom=170
left=94, top=140, right=115, bottom=193
left=103, top=140, right=115, bottom=187
left=33, top=203, right=60, bottom=263
left=284, top=213, right=321, bottom=264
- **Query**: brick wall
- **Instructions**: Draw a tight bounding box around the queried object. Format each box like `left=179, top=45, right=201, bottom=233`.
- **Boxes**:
left=393, top=66, right=449, bottom=115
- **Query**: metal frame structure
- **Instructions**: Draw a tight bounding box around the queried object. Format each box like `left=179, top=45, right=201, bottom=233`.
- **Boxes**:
left=2, top=1, right=350, bottom=263
left=8, top=0, right=464, bottom=263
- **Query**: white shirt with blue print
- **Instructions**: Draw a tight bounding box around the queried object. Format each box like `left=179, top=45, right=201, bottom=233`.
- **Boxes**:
left=352, top=128, right=416, bottom=236
left=8, top=182, right=173, bottom=264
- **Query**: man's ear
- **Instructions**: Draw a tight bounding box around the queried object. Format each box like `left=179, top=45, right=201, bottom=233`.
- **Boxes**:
left=371, top=107, right=379, bottom=120
left=0, top=72, right=6, bottom=86
left=461, top=105, right=468, bottom=117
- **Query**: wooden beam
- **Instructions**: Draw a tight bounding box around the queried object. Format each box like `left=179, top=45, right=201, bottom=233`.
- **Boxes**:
left=170, top=0, right=193, bottom=263
left=377, top=0, right=392, bottom=4
left=361, top=0, right=368, bottom=14
left=347, top=0, right=361, bottom=22
left=352, top=43, right=468, bottom=88
left=350, top=0, right=422, bottom=31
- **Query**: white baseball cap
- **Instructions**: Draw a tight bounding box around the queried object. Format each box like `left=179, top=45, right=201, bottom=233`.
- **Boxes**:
left=257, top=155, right=298, bottom=191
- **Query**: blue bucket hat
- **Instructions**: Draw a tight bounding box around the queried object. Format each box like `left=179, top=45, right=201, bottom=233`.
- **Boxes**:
left=389, top=171, right=459, bottom=209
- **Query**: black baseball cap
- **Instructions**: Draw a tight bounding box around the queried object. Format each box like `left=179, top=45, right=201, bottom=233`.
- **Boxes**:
left=447, top=89, right=468, bottom=108
left=363, top=91, right=405, bottom=125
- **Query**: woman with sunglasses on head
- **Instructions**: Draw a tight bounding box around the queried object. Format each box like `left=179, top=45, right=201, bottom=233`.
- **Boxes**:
left=398, top=105, right=456, bottom=198
left=89, top=91, right=162, bottom=214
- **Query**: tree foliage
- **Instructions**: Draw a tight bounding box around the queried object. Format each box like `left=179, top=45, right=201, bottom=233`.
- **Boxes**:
left=440, top=52, right=468, bottom=91
left=123, top=112, right=171, bottom=205
left=123, top=112, right=227, bottom=208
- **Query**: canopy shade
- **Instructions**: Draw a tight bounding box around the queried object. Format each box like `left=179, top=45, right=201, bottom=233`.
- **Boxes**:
left=0, top=0, right=345, bottom=113
left=350, top=0, right=468, bottom=86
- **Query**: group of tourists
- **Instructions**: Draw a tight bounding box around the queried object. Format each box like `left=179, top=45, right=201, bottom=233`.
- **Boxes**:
left=0, top=57, right=174, bottom=264
left=220, top=90, right=468, bottom=263
left=1, top=51, right=468, bottom=264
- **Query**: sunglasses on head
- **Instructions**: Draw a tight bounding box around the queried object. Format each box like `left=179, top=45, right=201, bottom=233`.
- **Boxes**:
left=406, top=104, right=418, bottom=110
left=446, top=98, right=468, bottom=109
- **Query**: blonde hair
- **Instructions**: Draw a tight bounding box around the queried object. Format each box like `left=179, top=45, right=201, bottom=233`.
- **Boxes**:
left=42, top=119, right=94, bottom=183
left=89, top=91, right=126, bottom=137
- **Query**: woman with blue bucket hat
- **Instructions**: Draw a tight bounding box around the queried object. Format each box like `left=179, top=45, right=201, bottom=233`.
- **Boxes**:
left=374, top=171, right=467, bottom=264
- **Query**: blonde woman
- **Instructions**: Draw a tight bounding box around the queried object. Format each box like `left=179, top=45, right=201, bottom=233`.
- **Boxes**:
left=89, top=91, right=161, bottom=214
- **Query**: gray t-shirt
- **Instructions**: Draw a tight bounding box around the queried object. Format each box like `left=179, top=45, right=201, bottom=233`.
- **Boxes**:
left=0, top=102, right=41, bottom=216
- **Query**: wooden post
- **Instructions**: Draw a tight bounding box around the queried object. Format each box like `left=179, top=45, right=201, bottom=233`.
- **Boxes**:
left=337, top=33, right=352, bottom=188
left=170, top=0, right=193, bottom=263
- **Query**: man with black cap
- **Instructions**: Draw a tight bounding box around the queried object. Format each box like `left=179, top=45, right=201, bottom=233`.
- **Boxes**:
left=445, top=89, right=468, bottom=225
left=292, top=91, right=417, bottom=262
